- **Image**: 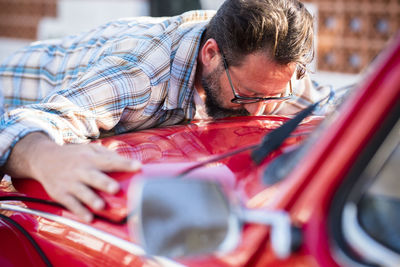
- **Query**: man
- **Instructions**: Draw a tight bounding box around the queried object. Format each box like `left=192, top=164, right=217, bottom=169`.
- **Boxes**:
left=0, top=0, right=323, bottom=222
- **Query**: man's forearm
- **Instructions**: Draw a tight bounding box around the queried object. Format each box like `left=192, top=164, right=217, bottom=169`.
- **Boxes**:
left=3, top=132, right=54, bottom=179
left=1, top=131, right=141, bottom=222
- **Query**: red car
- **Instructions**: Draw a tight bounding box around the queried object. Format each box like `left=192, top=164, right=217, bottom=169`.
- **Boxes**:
left=0, top=33, right=399, bottom=267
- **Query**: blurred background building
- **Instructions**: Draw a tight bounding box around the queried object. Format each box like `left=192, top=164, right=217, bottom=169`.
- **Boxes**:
left=304, top=0, right=400, bottom=74
left=0, top=0, right=399, bottom=87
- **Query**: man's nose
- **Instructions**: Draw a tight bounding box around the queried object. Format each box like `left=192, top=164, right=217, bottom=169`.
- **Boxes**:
left=244, top=102, right=266, bottom=116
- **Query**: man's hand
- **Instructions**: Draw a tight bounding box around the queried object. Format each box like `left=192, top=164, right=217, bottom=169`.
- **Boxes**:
left=3, top=132, right=141, bottom=222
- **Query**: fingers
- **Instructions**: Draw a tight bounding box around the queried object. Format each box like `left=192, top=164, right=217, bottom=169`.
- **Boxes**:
left=81, top=170, right=120, bottom=195
left=64, top=169, right=121, bottom=221
left=47, top=172, right=115, bottom=223
left=66, top=150, right=140, bottom=222
left=73, top=182, right=105, bottom=211
left=33, top=143, right=142, bottom=223
left=88, top=144, right=142, bottom=172
left=56, top=193, right=93, bottom=223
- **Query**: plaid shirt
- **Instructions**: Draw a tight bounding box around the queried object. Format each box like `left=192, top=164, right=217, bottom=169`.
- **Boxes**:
left=0, top=10, right=328, bottom=166
left=0, top=11, right=215, bottom=165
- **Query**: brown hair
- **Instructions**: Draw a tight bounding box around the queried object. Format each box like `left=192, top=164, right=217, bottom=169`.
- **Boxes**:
left=204, top=0, right=314, bottom=79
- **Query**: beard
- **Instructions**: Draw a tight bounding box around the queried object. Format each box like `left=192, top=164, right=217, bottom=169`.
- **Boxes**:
left=201, top=65, right=249, bottom=119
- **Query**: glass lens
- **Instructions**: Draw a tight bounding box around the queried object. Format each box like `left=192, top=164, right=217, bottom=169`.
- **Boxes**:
left=231, top=97, right=290, bottom=104
left=231, top=98, right=260, bottom=104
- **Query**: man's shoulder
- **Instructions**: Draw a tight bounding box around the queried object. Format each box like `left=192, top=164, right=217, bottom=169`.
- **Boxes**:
left=111, top=10, right=214, bottom=32
left=105, top=11, right=211, bottom=83
left=106, top=10, right=213, bottom=49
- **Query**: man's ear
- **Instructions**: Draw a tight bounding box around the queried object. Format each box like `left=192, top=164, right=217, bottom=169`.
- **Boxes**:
left=200, top=38, right=220, bottom=68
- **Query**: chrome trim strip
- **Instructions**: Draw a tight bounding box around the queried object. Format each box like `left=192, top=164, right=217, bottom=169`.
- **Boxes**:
left=217, top=212, right=241, bottom=253
left=342, top=203, right=400, bottom=267
left=0, top=203, right=185, bottom=267
left=240, top=209, right=292, bottom=259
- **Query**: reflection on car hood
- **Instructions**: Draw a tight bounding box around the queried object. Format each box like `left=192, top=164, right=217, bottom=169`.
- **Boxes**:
left=12, top=115, right=323, bottom=222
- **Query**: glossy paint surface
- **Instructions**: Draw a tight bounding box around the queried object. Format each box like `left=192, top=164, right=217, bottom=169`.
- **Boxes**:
left=0, top=34, right=399, bottom=266
left=2, top=116, right=322, bottom=267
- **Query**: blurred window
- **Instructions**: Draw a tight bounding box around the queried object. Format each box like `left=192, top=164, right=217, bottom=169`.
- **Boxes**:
left=331, top=106, right=400, bottom=266
left=150, top=0, right=201, bottom=16
left=357, top=136, right=400, bottom=253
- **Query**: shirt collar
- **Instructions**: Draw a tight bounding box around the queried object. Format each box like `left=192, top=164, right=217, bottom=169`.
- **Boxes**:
left=162, top=14, right=213, bottom=121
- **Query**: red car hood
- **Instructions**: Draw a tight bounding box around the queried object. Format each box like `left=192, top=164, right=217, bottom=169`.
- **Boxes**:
left=11, top=115, right=323, bottom=223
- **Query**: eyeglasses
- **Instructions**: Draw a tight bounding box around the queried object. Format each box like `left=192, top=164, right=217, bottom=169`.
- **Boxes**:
left=220, top=51, right=293, bottom=104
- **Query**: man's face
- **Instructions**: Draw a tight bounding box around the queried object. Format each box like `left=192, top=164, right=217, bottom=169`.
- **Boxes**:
left=201, top=51, right=296, bottom=119
left=201, top=63, right=250, bottom=119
